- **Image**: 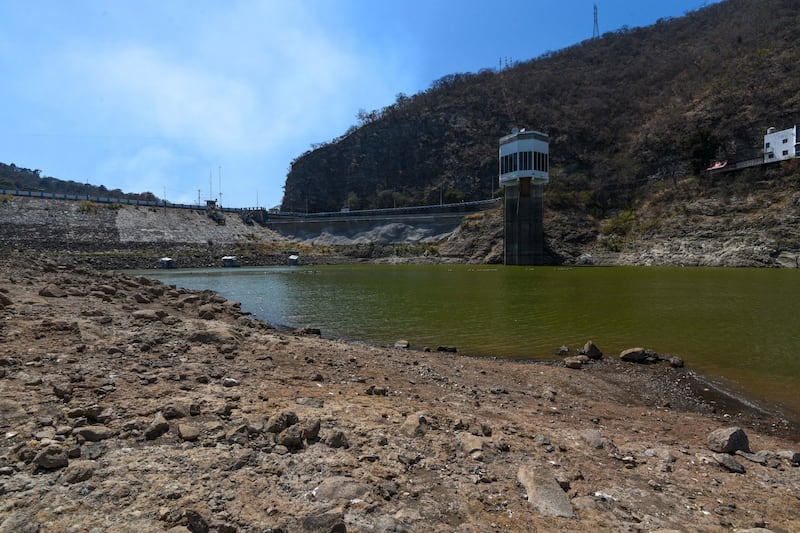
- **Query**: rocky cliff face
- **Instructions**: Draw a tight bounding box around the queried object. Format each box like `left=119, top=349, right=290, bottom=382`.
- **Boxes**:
left=602, top=169, right=800, bottom=268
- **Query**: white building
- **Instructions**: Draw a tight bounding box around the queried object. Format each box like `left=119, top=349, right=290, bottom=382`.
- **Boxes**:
left=499, top=129, right=549, bottom=187
left=764, top=125, right=798, bottom=163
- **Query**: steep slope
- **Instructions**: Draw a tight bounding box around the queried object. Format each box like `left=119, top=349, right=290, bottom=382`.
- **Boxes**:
left=282, top=0, right=800, bottom=217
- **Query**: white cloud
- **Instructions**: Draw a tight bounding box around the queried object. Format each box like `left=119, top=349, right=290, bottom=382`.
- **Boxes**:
left=59, top=44, right=260, bottom=153
left=9, top=0, right=415, bottom=207
left=96, top=145, right=195, bottom=201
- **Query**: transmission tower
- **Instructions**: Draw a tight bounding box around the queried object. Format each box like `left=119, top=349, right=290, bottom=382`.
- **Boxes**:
left=593, top=4, right=600, bottom=39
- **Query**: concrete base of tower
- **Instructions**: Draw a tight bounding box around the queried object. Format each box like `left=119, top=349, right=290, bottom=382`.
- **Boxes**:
left=503, top=179, right=544, bottom=266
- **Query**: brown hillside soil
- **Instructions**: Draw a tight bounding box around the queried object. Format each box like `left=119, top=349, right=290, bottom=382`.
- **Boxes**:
left=1, top=256, right=798, bottom=532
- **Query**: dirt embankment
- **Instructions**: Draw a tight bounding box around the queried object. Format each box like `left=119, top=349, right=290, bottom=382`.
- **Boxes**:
left=1, top=254, right=798, bottom=532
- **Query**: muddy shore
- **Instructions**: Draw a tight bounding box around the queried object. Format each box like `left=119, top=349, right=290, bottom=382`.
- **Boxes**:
left=1, top=253, right=798, bottom=532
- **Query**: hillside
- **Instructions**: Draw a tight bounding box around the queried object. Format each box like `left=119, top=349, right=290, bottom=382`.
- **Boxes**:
left=282, top=0, right=800, bottom=248
left=0, top=162, right=158, bottom=203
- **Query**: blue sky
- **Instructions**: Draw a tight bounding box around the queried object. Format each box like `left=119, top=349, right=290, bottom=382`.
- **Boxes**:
left=0, top=0, right=718, bottom=209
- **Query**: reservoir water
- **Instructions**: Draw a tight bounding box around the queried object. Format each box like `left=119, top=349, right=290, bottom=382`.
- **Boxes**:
left=138, top=265, right=800, bottom=421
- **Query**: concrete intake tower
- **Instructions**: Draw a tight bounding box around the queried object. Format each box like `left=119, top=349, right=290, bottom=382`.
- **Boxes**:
left=498, top=128, right=550, bottom=265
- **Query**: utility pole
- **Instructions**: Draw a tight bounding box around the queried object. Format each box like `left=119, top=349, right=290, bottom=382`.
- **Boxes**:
left=593, top=4, right=600, bottom=39
left=218, top=166, right=222, bottom=207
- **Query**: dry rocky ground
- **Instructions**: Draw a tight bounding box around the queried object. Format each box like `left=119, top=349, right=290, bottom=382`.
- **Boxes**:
left=0, top=255, right=798, bottom=532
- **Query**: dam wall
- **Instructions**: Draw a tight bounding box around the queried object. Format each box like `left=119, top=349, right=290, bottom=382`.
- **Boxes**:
left=0, top=197, right=281, bottom=251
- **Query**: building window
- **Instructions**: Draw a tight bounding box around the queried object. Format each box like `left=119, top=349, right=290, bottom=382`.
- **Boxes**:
left=500, top=153, right=520, bottom=174
left=769, top=153, right=775, bottom=159
left=783, top=138, right=788, bottom=144
left=783, top=150, right=789, bottom=156
left=519, top=151, right=532, bottom=171
left=532, top=152, right=549, bottom=173
left=766, top=142, right=771, bottom=148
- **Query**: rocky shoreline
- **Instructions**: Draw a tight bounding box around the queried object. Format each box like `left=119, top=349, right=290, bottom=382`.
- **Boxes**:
left=1, top=254, right=798, bottom=532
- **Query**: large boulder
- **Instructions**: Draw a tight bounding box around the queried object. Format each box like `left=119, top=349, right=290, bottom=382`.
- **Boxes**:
left=707, top=427, right=751, bottom=454
left=620, top=347, right=648, bottom=363
left=580, top=340, right=603, bottom=360
left=517, top=463, right=574, bottom=518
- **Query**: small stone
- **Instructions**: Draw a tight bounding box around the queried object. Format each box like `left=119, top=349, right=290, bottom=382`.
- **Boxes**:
left=265, top=411, right=298, bottom=433
left=144, top=412, right=170, bottom=440
left=302, top=418, right=321, bottom=441
left=0, top=511, right=39, bottom=533
left=667, top=355, right=684, bottom=368
left=277, top=424, right=305, bottom=449
left=97, top=284, right=117, bottom=295
left=313, top=476, right=371, bottom=502
left=198, top=303, right=218, bottom=320
left=714, top=453, right=746, bottom=474
left=324, top=430, right=349, bottom=449
left=620, top=347, right=648, bottom=363
left=295, top=397, right=324, bottom=408
left=366, top=385, right=388, bottom=396
left=163, top=403, right=190, bottom=419
left=73, top=425, right=114, bottom=442
left=132, top=309, right=162, bottom=321
left=33, top=444, right=69, bottom=469
left=0, top=293, right=12, bottom=307
left=456, top=432, right=484, bottom=455
left=52, top=382, right=73, bottom=400
left=133, top=293, right=151, bottom=304
left=302, top=506, right=346, bottom=533
left=61, top=460, right=96, bottom=484
left=221, top=377, right=239, bottom=387
left=178, top=424, right=201, bottom=442
left=580, top=429, right=609, bottom=449
left=776, top=450, right=800, bottom=464
left=400, top=412, right=429, bottom=438
left=736, top=450, right=771, bottom=465
left=39, top=285, right=68, bottom=298
left=564, top=356, right=585, bottom=369
left=394, top=340, right=410, bottom=349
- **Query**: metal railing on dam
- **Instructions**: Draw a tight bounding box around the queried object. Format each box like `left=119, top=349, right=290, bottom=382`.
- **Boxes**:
left=259, top=198, right=500, bottom=222
left=0, top=188, right=240, bottom=212
left=0, top=188, right=500, bottom=220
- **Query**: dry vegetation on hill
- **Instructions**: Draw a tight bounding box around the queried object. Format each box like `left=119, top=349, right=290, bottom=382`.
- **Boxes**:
left=282, top=0, right=800, bottom=248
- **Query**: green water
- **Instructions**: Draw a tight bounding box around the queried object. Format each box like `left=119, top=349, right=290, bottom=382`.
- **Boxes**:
left=140, top=265, right=800, bottom=420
